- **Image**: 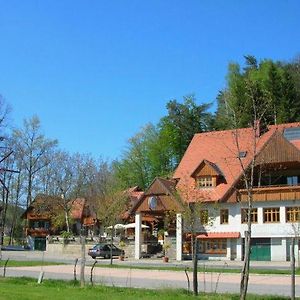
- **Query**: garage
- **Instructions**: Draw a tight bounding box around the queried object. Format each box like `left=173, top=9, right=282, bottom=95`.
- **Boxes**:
left=250, top=238, right=271, bottom=261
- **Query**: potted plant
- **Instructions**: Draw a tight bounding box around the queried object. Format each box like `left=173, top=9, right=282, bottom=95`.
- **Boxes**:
left=163, top=241, right=171, bottom=263
left=119, top=240, right=126, bottom=261
left=157, top=229, right=165, bottom=243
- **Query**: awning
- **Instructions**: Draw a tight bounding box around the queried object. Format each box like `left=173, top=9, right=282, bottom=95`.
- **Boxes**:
left=196, top=232, right=240, bottom=239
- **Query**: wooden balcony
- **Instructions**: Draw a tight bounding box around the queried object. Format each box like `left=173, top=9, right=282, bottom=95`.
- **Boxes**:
left=26, top=228, right=50, bottom=237
left=238, top=185, right=300, bottom=202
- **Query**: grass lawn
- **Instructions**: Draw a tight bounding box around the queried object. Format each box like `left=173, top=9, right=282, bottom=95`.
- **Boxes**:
left=0, top=277, right=293, bottom=300
left=0, top=260, right=65, bottom=267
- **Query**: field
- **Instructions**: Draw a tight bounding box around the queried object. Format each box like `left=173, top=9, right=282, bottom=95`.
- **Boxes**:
left=0, top=277, right=293, bottom=300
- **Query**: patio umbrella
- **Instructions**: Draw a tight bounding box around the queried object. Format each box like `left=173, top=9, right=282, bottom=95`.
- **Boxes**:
left=107, top=224, right=125, bottom=229
left=124, top=223, right=149, bottom=229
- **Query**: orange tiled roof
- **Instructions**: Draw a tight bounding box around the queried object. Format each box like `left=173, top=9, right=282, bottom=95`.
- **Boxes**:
left=173, top=122, right=300, bottom=203
left=70, top=198, right=86, bottom=219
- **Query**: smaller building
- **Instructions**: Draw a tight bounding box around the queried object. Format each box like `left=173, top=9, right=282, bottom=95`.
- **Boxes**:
left=22, top=194, right=96, bottom=250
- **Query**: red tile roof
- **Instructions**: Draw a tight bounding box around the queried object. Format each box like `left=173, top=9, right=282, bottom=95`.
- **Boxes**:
left=173, top=122, right=300, bottom=203
left=70, top=198, right=86, bottom=219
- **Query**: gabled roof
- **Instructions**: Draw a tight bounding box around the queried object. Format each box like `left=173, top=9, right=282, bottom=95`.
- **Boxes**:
left=173, top=122, right=300, bottom=203
left=22, top=194, right=87, bottom=220
left=190, top=159, right=224, bottom=178
left=132, top=177, right=184, bottom=213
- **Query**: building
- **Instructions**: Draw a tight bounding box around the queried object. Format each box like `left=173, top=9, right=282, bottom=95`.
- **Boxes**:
left=22, top=194, right=96, bottom=250
left=132, top=122, right=300, bottom=261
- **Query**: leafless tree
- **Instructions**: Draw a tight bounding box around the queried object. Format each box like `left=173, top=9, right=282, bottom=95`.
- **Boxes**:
left=13, top=116, right=58, bottom=208
left=226, top=79, right=271, bottom=300
left=176, top=177, right=214, bottom=296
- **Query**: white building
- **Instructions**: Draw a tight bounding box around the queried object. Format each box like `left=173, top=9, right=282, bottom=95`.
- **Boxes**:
left=132, top=122, right=300, bottom=261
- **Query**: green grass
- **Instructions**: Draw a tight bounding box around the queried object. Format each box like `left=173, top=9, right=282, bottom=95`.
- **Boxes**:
left=0, top=260, right=65, bottom=267
left=0, top=277, right=294, bottom=300
left=94, top=263, right=300, bottom=276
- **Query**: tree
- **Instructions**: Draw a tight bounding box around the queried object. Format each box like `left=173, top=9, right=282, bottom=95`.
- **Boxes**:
left=13, top=116, right=58, bottom=208
left=175, top=176, right=215, bottom=296
left=96, top=178, right=128, bottom=265
left=114, top=124, right=169, bottom=190
left=115, top=96, right=213, bottom=189
left=226, top=78, right=271, bottom=300
left=214, top=56, right=300, bottom=130
left=159, top=95, right=213, bottom=165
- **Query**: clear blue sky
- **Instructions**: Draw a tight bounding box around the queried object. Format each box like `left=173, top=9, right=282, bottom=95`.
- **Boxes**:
left=1, top=1, right=299, bottom=160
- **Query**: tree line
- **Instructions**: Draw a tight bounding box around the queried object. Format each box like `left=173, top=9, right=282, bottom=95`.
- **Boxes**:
left=0, top=54, right=299, bottom=241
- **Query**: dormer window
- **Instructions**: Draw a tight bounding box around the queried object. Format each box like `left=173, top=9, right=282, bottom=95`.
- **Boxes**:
left=191, top=160, right=225, bottom=189
left=197, top=176, right=213, bottom=188
left=284, top=127, right=300, bottom=140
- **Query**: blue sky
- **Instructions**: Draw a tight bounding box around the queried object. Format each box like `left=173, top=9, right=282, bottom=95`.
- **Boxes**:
left=0, top=1, right=299, bottom=160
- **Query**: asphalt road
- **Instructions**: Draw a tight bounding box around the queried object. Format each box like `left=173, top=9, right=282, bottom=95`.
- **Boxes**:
left=1, top=250, right=297, bottom=270
left=4, top=264, right=300, bottom=298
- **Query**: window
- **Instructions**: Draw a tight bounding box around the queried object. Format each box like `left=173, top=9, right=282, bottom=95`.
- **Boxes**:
left=286, top=207, right=300, bottom=222
left=199, top=239, right=227, bottom=254
left=197, top=176, right=213, bottom=188
left=200, top=210, right=208, bottom=225
left=287, top=176, right=298, bottom=186
left=220, top=209, right=229, bottom=224
left=238, top=151, right=247, bottom=158
left=241, top=208, right=258, bottom=223
left=284, top=127, right=300, bottom=140
left=263, top=208, right=280, bottom=223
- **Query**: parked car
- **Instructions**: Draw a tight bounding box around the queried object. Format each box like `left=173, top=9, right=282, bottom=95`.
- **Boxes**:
left=1, top=245, right=31, bottom=251
left=88, top=243, right=125, bottom=259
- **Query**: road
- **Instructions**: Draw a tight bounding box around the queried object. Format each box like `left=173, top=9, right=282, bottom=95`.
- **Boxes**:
left=4, top=264, right=300, bottom=297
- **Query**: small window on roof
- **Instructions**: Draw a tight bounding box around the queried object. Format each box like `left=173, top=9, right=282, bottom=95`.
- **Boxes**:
left=197, top=176, right=213, bottom=188
left=238, top=151, right=247, bottom=158
left=284, top=127, right=300, bottom=140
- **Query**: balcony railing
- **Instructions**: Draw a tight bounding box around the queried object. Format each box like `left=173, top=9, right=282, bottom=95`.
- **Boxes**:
left=26, top=228, right=50, bottom=237
left=238, top=184, right=300, bottom=202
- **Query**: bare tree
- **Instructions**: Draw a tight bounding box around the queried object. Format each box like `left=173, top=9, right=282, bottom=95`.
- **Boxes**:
left=226, top=79, right=271, bottom=300
left=97, top=181, right=128, bottom=265
left=13, top=116, right=57, bottom=208
left=176, top=177, right=214, bottom=296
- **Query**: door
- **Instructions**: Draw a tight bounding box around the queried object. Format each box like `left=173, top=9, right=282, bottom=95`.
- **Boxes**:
left=250, top=238, right=271, bottom=261
left=34, top=237, right=46, bottom=251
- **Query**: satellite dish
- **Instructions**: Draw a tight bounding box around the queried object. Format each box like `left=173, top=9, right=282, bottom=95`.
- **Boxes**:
left=148, top=196, right=157, bottom=210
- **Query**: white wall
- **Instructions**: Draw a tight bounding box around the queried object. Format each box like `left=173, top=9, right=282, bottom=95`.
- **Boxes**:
left=197, top=200, right=300, bottom=239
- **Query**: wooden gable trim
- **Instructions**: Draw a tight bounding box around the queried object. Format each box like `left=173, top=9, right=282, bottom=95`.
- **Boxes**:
left=191, top=160, right=223, bottom=178
left=132, top=178, right=184, bottom=214
left=255, top=130, right=300, bottom=165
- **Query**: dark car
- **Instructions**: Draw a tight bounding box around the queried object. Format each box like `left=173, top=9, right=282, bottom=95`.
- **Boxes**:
left=88, top=243, right=125, bottom=259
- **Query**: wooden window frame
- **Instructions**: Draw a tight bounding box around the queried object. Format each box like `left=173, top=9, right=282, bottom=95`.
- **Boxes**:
left=263, top=207, right=280, bottom=223
left=286, top=207, right=300, bottom=223
left=199, top=239, right=227, bottom=254
left=220, top=209, right=229, bottom=224
left=197, top=176, right=213, bottom=188
left=241, top=208, right=258, bottom=224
